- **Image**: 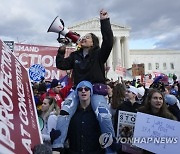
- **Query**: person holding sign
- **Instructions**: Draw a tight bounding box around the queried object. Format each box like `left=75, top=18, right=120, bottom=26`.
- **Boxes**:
left=114, top=85, right=142, bottom=130
left=54, top=9, right=116, bottom=153
left=114, top=85, right=143, bottom=154
left=137, top=89, right=177, bottom=154
left=138, top=89, right=177, bottom=120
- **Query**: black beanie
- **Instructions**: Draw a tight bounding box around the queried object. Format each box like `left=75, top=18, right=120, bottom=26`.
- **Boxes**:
left=51, top=79, right=61, bottom=88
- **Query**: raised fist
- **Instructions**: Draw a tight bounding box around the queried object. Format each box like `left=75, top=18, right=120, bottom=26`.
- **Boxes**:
left=100, top=9, right=109, bottom=20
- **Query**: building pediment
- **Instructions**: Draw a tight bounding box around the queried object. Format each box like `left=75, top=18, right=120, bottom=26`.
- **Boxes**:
left=68, top=17, right=130, bottom=31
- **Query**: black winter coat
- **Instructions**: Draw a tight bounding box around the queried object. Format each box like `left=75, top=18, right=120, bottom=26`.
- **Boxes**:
left=56, top=18, right=113, bottom=86
left=67, top=105, right=105, bottom=154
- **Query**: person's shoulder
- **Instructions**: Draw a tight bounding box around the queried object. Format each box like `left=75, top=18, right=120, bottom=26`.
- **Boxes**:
left=48, top=113, right=58, bottom=120
left=117, top=101, right=127, bottom=109
left=134, top=101, right=143, bottom=107
left=47, top=90, right=56, bottom=96
left=165, top=112, right=178, bottom=121
left=137, top=106, right=147, bottom=113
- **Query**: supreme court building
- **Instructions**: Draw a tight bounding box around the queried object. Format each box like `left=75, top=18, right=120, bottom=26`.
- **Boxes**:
left=69, top=18, right=180, bottom=80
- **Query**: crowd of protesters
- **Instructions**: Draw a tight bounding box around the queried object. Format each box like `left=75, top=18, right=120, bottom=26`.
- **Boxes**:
left=31, top=74, right=180, bottom=154
left=30, top=8, right=180, bottom=154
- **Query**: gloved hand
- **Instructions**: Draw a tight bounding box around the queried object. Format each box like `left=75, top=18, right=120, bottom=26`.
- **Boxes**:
left=110, top=138, right=122, bottom=153
left=50, top=128, right=61, bottom=144
left=110, top=141, right=122, bottom=153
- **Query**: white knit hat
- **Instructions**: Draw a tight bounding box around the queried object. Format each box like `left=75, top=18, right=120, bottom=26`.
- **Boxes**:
left=138, top=87, right=145, bottom=97
left=127, top=86, right=138, bottom=96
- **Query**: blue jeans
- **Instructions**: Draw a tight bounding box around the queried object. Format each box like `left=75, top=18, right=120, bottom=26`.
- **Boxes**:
left=52, top=91, right=115, bottom=153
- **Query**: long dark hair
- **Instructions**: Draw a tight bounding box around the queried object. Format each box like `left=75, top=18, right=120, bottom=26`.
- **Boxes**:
left=89, top=33, right=99, bottom=49
left=111, top=83, right=126, bottom=109
left=78, top=33, right=100, bottom=54
left=139, top=89, right=176, bottom=120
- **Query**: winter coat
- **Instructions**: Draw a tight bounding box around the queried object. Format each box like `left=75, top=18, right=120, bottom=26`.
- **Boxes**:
left=56, top=18, right=113, bottom=86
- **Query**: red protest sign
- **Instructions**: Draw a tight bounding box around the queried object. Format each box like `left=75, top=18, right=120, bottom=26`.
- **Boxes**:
left=0, top=40, right=42, bottom=154
left=13, top=43, right=75, bottom=81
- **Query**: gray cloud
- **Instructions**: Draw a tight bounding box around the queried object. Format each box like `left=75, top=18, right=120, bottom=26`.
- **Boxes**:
left=1, top=0, right=180, bottom=49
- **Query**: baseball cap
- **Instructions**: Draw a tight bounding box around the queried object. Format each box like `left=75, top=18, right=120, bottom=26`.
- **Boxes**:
left=51, top=79, right=61, bottom=88
left=127, top=86, right=138, bottom=96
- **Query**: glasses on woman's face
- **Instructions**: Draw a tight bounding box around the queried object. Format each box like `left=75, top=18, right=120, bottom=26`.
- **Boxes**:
left=77, top=87, right=90, bottom=92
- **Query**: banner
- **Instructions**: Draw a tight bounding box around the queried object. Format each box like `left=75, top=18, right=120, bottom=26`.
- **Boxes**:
left=133, top=112, right=180, bottom=154
left=0, top=40, right=42, bottom=154
left=14, top=43, right=75, bottom=81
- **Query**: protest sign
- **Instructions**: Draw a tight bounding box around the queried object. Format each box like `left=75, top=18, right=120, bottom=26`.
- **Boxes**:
left=14, top=43, right=75, bottom=81
left=132, top=64, right=145, bottom=76
left=4, top=41, right=14, bottom=51
left=0, top=40, right=42, bottom=154
left=117, top=111, right=142, bottom=154
left=117, top=110, right=136, bottom=139
left=133, top=112, right=180, bottom=154
left=29, top=64, right=46, bottom=82
left=115, top=65, right=126, bottom=77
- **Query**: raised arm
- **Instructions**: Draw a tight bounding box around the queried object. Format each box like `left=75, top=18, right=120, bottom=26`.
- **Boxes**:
left=99, top=9, right=114, bottom=63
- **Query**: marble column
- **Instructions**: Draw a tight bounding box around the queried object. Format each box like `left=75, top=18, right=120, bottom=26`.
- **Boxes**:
left=123, top=36, right=129, bottom=68
left=114, top=37, right=122, bottom=68
left=120, top=38, right=124, bottom=67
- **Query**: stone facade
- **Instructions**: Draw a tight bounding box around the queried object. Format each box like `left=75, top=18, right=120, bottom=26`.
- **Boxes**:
left=130, top=49, right=180, bottom=79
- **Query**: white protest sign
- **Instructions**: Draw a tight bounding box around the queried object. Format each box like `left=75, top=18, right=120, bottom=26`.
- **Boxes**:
left=133, top=112, right=180, bottom=154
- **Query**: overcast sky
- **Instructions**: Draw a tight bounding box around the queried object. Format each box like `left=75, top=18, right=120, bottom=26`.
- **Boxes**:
left=1, top=0, right=180, bottom=49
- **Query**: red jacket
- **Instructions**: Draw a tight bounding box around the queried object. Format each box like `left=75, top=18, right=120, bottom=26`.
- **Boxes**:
left=40, top=78, right=73, bottom=108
